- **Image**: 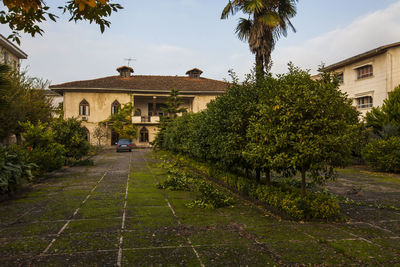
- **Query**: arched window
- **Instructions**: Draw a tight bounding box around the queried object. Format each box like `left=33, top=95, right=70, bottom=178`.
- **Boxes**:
left=83, top=127, right=90, bottom=142
left=111, top=100, right=121, bottom=115
left=79, top=99, right=90, bottom=116
left=139, top=127, right=149, bottom=142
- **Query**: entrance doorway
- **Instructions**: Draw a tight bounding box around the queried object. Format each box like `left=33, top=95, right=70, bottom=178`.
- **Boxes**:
left=111, top=130, right=119, bottom=145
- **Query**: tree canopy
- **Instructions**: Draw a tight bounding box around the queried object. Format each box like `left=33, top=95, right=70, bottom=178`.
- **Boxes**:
left=1, top=0, right=123, bottom=44
left=0, top=65, right=53, bottom=144
left=221, top=0, right=297, bottom=75
left=103, top=102, right=137, bottom=140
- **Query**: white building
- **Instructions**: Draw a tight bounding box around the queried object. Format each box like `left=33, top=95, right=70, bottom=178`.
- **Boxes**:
left=323, top=42, right=400, bottom=116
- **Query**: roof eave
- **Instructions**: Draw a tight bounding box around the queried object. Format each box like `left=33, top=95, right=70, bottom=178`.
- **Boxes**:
left=50, top=87, right=226, bottom=95
left=0, top=34, right=28, bottom=59
left=323, top=42, right=400, bottom=71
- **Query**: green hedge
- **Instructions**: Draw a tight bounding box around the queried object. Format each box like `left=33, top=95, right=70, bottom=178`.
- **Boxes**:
left=362, top=136, right=400, bottom=173
left=158, top=152, right=341, bottom=221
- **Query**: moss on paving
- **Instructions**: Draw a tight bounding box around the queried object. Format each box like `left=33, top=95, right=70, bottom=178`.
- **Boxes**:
left=123, top=228, right=188, bottom=248
left=2, top=150, right=400, bottom=265
left=329, top=239, right=398, bottom=264
left=195, top=244, right=277, bottom=266
left=123, top=247, right=199, bottom=266
left=49, top=232, right=119, bottom=253
left=64, top=219, right=122, bottom=233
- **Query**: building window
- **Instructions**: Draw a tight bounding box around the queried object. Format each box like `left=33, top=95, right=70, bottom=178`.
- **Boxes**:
left=111, top=100, right=120, bottom=115
left=79, top=99, right=90, bottom=115
left=139, top=127, right=149, bottom=142
left=134, top=108, right=142, bottom=116
left=356, top=96, right=373, bottom=109
left=336, top=72, right=344, bottom=84
left=356, top=65, right=373, bottom=79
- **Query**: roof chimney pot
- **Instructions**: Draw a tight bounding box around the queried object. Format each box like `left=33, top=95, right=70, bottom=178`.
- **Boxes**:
left=117, top=66, right=134, bottom=78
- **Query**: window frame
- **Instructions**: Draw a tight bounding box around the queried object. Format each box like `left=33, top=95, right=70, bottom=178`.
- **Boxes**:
left=356, top=96, right=373, bottom=109
left=111, top=100, right=121, bottom=115
left=139, top=127, right=149, bottom=143
left=356, top=65, right=373, bottom=80
left=79, top=99, right=90, bottom=116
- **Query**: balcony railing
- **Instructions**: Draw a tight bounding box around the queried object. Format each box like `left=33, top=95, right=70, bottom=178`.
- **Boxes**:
left=132, top=116, right=160, bottom=124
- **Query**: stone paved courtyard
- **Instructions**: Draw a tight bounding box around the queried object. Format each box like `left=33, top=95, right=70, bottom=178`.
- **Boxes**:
left=0, top=149, right=399, bottom=266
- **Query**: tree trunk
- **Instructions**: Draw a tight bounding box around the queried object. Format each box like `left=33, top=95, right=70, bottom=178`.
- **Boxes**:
left=255, top=52, right=264, bottom=78
left=255, top=169, right=261, bottom=182
left=265, top=168, right=271, bottom=186
left=301, top=168, right=307, bottom=198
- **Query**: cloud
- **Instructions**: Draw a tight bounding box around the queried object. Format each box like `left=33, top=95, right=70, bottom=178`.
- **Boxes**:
left=271, top=1, right=400, bottom=75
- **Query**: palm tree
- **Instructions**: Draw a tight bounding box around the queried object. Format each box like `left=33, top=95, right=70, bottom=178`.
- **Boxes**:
left=221, top=0, right=297, bottom=76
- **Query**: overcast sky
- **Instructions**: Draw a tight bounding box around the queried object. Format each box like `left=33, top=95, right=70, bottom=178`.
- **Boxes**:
left=1, top=0, right=400, bottom=85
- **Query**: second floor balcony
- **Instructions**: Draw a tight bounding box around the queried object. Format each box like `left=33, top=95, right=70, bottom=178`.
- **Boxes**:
left=132, top=115, right=160, bottom=124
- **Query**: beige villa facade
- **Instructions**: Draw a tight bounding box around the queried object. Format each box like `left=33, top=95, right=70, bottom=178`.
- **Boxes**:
left=322, top=42, right=400, bottom=116
left=0, top=34, right=27, bottom=69
left=50, top=67, right=227, bottom=147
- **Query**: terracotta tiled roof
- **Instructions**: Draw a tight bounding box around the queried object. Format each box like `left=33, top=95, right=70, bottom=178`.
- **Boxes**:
left=50, top=75, right=228, bottom=95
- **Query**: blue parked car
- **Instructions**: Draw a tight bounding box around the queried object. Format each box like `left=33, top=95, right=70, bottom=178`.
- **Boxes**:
left=116, top=139, right=135, bottom=152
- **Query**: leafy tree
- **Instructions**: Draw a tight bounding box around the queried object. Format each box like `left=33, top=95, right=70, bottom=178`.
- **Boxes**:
left=0, top=67, right=52, bottom=144
left=103, top=102, right=137, bottom=140
left=365, top=85, right=400, bottom=138
left=246, top=65, right=359, bottom=197
left=221, top=0, right=297, bottom=75
left=202, top=71, right=261, bottom=176
left=1, top=0, right=123, bottom=44
left=155, top=88, right=187, bottom=148
left=51, top=117, right=90, bottom=160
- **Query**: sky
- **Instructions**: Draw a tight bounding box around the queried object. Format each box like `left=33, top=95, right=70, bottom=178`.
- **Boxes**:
left=1, top=0, right=400, bottom=85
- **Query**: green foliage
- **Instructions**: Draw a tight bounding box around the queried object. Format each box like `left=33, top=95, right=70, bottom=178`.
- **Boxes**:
left=156, top=164, right=195, bottom=191
left=157, top=159, right=234, bottom=209
left=0, top=67, right=52, bottom=143
left=51, top=118, right=90, bottom=160
left=158, top=65, right=360, bottom=197
left=366, top=85, right=400, bottom=137
left=362, top=136, right=400, bottom=173
left=0, top=145, right=36, bottom=195
left=187, top=181, right=235, bottom=209
left=1, top=0, right=123, bottom=44
left=154, top=88, right=187, bottom=148
left=221, top=0, right=298, bottom=74
left=162, top=151, right=340, bottom=220
left=103, top=102, right=137, bottom=140
left=21, top=121, right=66, bottom=174
left=245, top=65, right=359, bottom=195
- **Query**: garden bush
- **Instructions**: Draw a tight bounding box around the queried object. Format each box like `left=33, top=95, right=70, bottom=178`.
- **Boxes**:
left=21, top=121, right=66, bottom=174
left=51, top=118, right=90, bottom=160
left=160, top=152, right=341, bottom=221
left=0, top=146, right=36, bottom=195
left=362, top=136, right=400, bottom=173
left=187, top=181, right=235, bottom=209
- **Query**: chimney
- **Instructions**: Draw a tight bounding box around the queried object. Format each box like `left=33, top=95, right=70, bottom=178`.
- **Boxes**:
left=117, top=66, right=134, bottom=78
left=186, top=68, right=203, bottom=79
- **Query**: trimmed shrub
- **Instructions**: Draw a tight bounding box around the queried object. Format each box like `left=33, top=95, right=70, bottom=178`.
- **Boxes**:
left=160, top=151, right=341, bottom=221
left=362, top=136, right=400, bottom=173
